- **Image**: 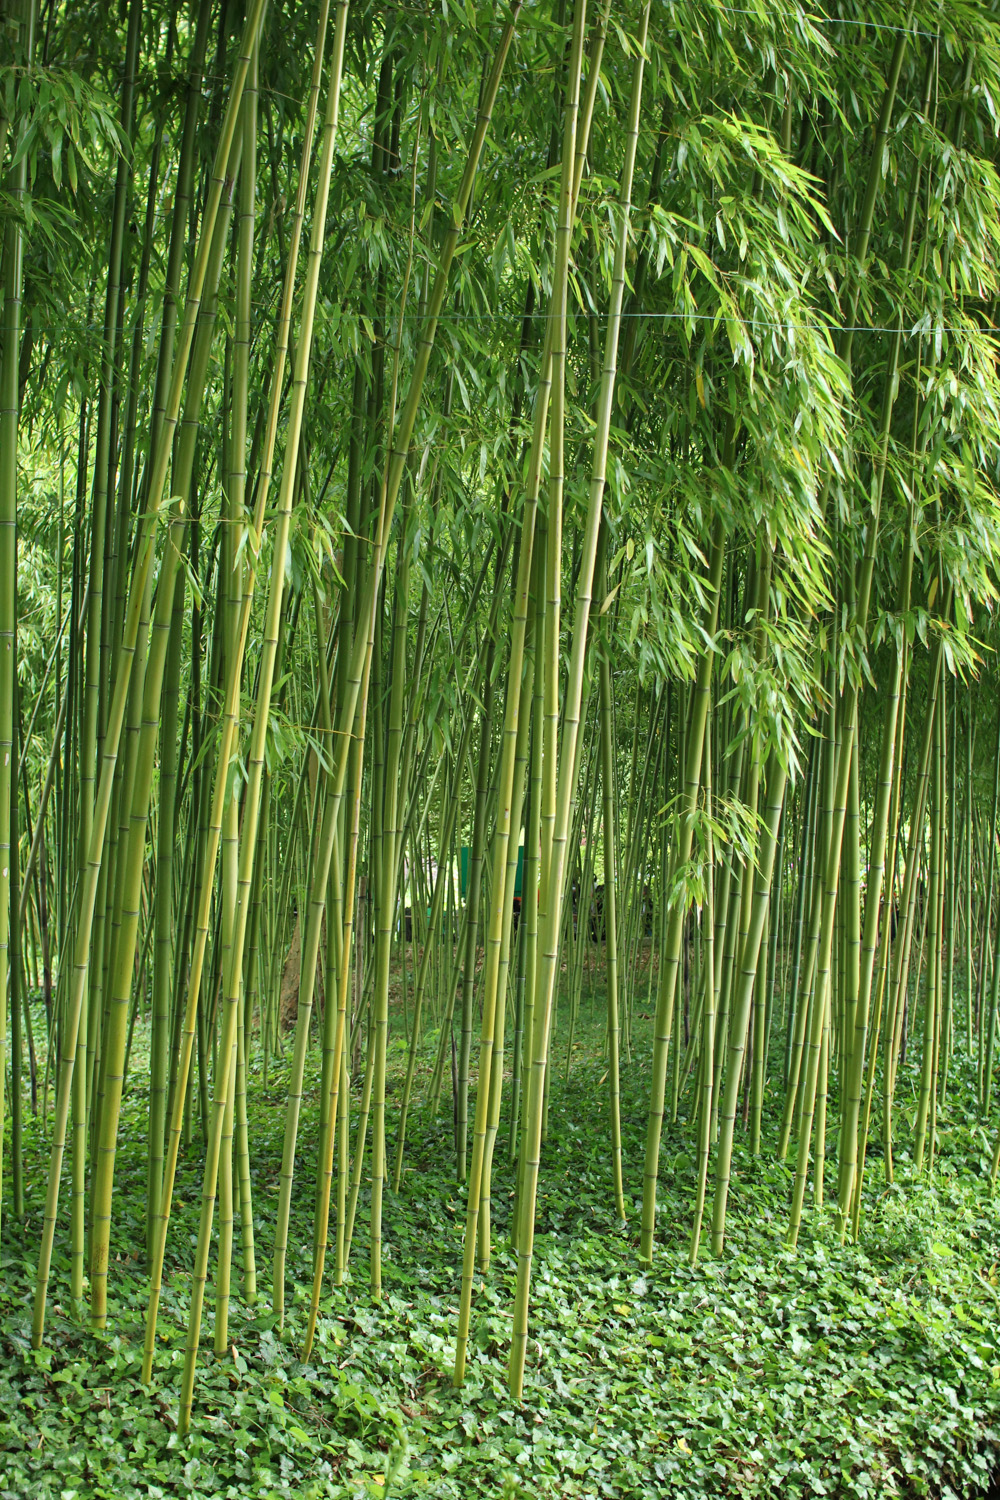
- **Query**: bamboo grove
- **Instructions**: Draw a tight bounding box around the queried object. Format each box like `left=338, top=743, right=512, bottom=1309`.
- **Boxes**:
left=4, top=0, right=1000, bottom=1430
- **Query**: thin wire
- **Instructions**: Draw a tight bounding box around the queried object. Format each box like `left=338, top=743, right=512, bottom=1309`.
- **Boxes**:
left=713, top=6, right=944, bottom=39
left=24, top=309, right=995, bottom=338
left=394, top=310, right=992, bottom=338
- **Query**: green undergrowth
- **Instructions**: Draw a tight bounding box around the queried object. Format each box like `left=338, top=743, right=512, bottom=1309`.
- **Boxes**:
left=2, top=996, right=1000, bottom=1499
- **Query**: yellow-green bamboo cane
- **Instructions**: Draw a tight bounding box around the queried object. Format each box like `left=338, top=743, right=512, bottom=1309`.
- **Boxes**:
left=284, top=3, right=524, bottom=1358
left=232, top=47, right=260, bottom=1306
left=0, top=0, right=34, bottom=1248
left=370, top=525, right=411, bottom=1297
left=87, top=144, right=243, bottom=1327
left=177, top=5, right=350, bottom=1431
left=639, top=515, right=725, bottom=1264
left=506, top=0, right=651, bottom=1399
left=141, top=0, right=331, bottom=1382
left=454, top=0, right=591, bottom=1382
left=836, top=516, right=915, bottom=1226
left=303, top=655, right=373, bottom=1359
left=598, top=597, right=627, bottom=1224
left=689, top=713, right=714, bottom=1263
left=88, top=516, right=184, bottom=1327
left=317, top=5, right=523, bottom=823
left=32, top=5, right=264, bottom=1324
left=914, top=685, right=945, bottom=1169
left=710, top=751, right=788, bottom=1254
left=274, top=57, right=423, bottom=1318
left=478, top=622, right=536, bottom=1270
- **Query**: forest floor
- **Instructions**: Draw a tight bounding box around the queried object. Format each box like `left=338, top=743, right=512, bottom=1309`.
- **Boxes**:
left=2, top=971, right=1000, bottom=1499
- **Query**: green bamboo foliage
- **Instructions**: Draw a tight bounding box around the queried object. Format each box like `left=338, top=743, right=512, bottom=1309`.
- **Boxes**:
left=7, top=0, right=1000, bottom=1440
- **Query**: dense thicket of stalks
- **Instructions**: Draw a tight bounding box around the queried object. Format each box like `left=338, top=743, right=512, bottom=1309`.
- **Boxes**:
left=5, top=0, right=1000, bottom=1424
